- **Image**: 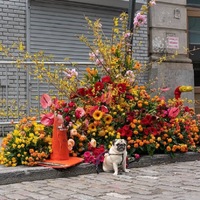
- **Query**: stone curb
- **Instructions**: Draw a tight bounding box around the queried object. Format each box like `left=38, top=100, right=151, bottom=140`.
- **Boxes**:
left=0, top=152, right=200, bottom=185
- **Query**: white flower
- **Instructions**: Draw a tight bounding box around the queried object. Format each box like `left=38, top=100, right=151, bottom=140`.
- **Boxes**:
left=125, top=70, right=135, bottom=83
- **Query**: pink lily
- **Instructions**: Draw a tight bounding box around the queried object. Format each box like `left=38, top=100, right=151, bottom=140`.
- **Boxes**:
left=40, top=94, right=52, bottom=109
left=40, top=113, right=54, bottom=126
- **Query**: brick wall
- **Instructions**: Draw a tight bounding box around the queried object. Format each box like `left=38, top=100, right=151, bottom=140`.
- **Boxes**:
left=0, top=0, right=26, bottom=52
left=0, top=0, right=27, bottom=135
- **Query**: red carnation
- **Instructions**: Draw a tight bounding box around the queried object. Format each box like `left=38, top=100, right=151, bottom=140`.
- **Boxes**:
left=117, top=83, right=127, bottom=93
left=95, top=82, right=104, bottom=91
left=102, top=76, right=112, bottom=83
left=77, top=88, right=86, bottom=96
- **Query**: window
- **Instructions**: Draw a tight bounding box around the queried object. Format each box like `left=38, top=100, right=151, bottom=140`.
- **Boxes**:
left=188, top=12, right=200, bottom=86
left=187, top=0, right=200, bottom=6
left=188, top=17, right=200, bottom=44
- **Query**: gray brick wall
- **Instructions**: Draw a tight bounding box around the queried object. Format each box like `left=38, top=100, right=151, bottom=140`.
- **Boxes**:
left=0, top=0, right=26, bottom=52
left=0, top=0, right=27, bottom=135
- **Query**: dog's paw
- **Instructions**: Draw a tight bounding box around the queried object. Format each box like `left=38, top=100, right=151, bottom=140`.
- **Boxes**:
left=124, top=169, right=130, bottom=173
left=113, top=172, right=118, bottom=176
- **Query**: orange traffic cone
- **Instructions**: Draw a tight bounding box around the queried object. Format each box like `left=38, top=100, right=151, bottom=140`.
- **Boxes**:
left=38, top=114, right=83, bottom=168
left=50, top=115, right=69, bottom=160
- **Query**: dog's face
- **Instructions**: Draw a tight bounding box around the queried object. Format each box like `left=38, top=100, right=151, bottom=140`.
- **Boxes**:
left=112, top=139, right=127, bottom=152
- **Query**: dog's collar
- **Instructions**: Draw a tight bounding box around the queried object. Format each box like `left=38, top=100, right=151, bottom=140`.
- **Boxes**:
left=108, top=153, right=124, bottom=156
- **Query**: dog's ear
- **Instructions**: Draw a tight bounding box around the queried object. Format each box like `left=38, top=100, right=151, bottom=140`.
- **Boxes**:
left=122, top=139, right=127, bottom=145
left=112, top=139, right=117, bottom=146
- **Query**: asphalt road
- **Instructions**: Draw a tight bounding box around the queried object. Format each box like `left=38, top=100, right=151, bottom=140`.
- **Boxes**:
left=0, top=160, right=200, bottom=200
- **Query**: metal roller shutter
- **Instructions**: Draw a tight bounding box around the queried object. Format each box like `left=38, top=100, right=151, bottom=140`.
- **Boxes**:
left=29, top=0, right=126, bottom=61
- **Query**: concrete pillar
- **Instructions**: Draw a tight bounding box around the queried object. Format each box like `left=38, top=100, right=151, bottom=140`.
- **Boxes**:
left=149, top=0, right=194, bottom=102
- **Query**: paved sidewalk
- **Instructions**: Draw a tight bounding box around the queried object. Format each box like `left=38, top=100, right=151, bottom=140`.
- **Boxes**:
left=0, top=160, right=200, bottom=200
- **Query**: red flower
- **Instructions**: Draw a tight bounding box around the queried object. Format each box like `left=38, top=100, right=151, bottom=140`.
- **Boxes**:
left=184, top=106, right=190, bottom=112
left=141, top=114, right=153, bottom=125
left=65, top=116, right=71, bottom=122
left=118, top=125, right=132, bottom=137
left=101, top=76, right=112, bottom=83
left=63, top=107, right=70, bottom=113
left=92, top=145, right=105, bottom=158
left=126, top=94, right=134, bottom=100
left=127, top=112, right=136, bottom=122
left=100, top=105, right=108, bottom=113
left=95, top=82, right=104, bottom=91
left=144, top=127, right=158, bottom=136
left=86, top=88, right=95, bottom=97
left=68, top=101, right=75, bottom=107
left=117, top=83, right=127, bottom=93
left=77, top=88, right=86, bottom=96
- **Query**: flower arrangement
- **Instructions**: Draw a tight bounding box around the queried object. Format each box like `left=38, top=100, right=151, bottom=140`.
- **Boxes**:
left=0, top=117, right=52, bottom=166
left=38, top=6, right=200, bottom=161
left=1, top=0, right=200, bottom=167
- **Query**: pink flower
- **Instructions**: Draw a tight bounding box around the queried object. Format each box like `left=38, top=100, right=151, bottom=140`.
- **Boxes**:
left=134, top=12, right=147, bottom=28
left=40, top=113, right=54, bottom=126
left=40, top=94, right=52, bottom=109
left=83, top=151, right=91, bottom=163
left=160, top=87, right=170, bottom=92
left=89, top=52, right=96, bottom=60
left=63, top=68, right=78, bottom=78
left=149, top=0, right=156, bottom=6
left=124, top=32, right=131, bottom=38
left=134, top=154, right=140, bottom=160
left=95, top=58, right=104, bottom=66
left=125, top=70, right=135, bottom=83
left=168, top=107, right=180, bottom=118
left=75, top=107, right=86, bottom=119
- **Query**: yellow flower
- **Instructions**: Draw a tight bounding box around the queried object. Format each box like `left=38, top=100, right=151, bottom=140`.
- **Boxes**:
left=98, top=130, right=106, bottom=137
left=88, top=123, right=97, bottom=132
left=29, top=133, right=34, bottom=138
left=103, top=114, right=113, bottom=125
left=93, top=110, right=103, bottom=120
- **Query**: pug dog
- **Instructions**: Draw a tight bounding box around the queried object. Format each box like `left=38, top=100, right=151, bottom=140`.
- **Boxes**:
left=103, top=139, right=130, bottom=175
